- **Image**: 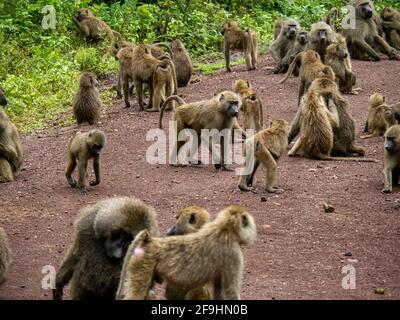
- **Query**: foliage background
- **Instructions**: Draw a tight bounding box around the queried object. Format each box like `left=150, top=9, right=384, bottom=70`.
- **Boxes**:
left=0, top=0, right=398, bottom=132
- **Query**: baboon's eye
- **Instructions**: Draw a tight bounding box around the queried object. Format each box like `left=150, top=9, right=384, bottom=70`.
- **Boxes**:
left=241, top=215, right=248, bottom=227
left=189, top=213, right=196, bottom=225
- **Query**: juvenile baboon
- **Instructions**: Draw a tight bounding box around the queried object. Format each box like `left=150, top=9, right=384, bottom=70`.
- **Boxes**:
left=73, top=72, right=101, bottom=125
left=0, top=88, right=23, bottom=183
left=279, top=50, right=335, bottom=104
left=166, top=205, right=210, bottom=236
left=288, top=29, right=310, bottom=77
left=233, top=79, right=263, bottom=133
left=342, top=0, right=399, bottom=61
left=269, top=19, right=300, bottom=73
left=324, top=7, right=339, bottom=31
left=221, top=21, right=258, bottom=72
left=171, top=40, right=193, bottom=87
left=381, top=7, right=400, bottom=49
left=0, top=226, right=11, bottom=286
left=53, top=197, right=159, bottom=300
left=238, top=119, right=289, bottom=193
left=306, top=21, right=337, bottom=63
left=65, top=129, right=106, bottom=195
left=159, top=91, right=246, bottom=171
left=120, top=205, right=256, bottom=300
left=382, top=125, right=400, bottom=193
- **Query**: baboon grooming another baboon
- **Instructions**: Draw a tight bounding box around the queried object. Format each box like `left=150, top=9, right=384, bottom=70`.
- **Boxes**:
left=306, top=21, right=337, bottom=63
left=171, top=40, right=193, bottom=87
left=120, top=205, right=256, bottom=300
left=53, top=197, right=159, bottom=300
left=238, top=119, right=289, bottom=193
left=73, top=72, right=101, bottom=125
left=381, top=7, right=400, bottom=50
left=0, top=87, right=23, bottom=183
left=269, top=19, right=300, bottom=73
left=382, top=125, right=400, bottom=193
left=233, top=79, right=263, bottom=132
left=0, top=226, right=11, bottom=286
left=65, top=129, right=106, bottom=195
left=159, top=91, right=246, bottom=171
left=342, top=0, right=399, bottom=61
left=221, top=21, right=257, bottom=72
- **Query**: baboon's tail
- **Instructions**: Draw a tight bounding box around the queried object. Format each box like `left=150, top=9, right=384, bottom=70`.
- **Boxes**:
left=324, top=156, right=377, bottom=163
left=278, top=52, right=302, bottom=84
left=159, top=95, right=187, bottom=129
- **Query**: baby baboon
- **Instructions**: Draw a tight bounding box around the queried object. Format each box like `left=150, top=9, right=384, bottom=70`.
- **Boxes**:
left=166, top=205, right=210, bottom=236
left=233, top=79, right=263, bottom=133
left=120, top=205, right=256, bottom=300
left=382, top=125, right=400, bottom=193
left=238, top=119, right=289, bottom=193
left=306, top=21, right=337, bottom=63
left=171, top=40, right=193, bottom=87
left=221, top=21, right=258, bottom=72
left=342, top=0, right=399, bottom=61
left=381, top=7, right=400, bottom=49
left=65, top=129, right=106, bottom=195
left=73, top=72, right=101, bottom=125
left=269, top=19, right=300, bottom=74
left=0, top=226, right=11, bottom=286
left=53, top=197, right=159, bottom=300
left=0, top=88, right=23, bottom=183
left=159, top=91, right=245, bottom=171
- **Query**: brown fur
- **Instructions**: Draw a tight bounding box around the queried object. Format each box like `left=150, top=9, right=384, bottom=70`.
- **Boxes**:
left=0, top=87, right=23, bottom=183
left=382, top=125, right=400, bottom=193
left=306, top=21, right=337, bottom=63
left=221, top=21, right=258, bottom=72
left=342, top=0, right=399, bottom=61
left=159, top=91, right=246, bottom=170
left=325, top=7, right=339, bottom=31
left=288, top=30, right=310, bottom=77
left=381, top=7, right=400, bottom=49
left=53, top=197, right=159, bottom=300
left=171, top=40, right=193, bottom=87
left=0, top=226, right=11, bottom=286
left=273, top=19, right=285, bottom=40
left=233, top=79, right=263, bottom=133
left=269, top=19, right=300, bottom=74
left=65, top=129, right=106, bottom=194
left=238, top=119, right=289, bottom=193
left=119, top=205, right=256, bottom=300
left=73, top=72, right=101, bottom=125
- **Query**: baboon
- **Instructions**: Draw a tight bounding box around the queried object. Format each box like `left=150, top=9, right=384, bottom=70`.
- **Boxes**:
left=0, top=88, right=23, bottom=183
left=288, top=29, right=310, bottom=77
left=306, top=21, right=337, bottom=63
left=159, top=91, right=246, bottom=171
left=381, top=7, right=400, bottom=49
left=279, top=50, right=335, bottom=104
left=382, top=125, right=400, bottom=193
left=73, top=72, right=101, bottom=125
left=342, top=0, right=399, bottom=61
left=273, top=19, right=285, bottom=40
left=166, top=205, right=210, bottom=236
left=269, top=19, right=300, bottom=74
left=238, top=119, right=289, bottom=193
left=53, top=197, right=159, bottom=300
left=0, top=226, right=11, bottom=286
left=221, top=21, right=257, bottom=72
left=233, top=79, right=263, bottom=133
left=325, top=7, right=339, bottom=31
left=119, top=205, right=256, bottom=300
left=171, top=40, right=193, bottom=87
left=65, top=129, right=106, bottom=195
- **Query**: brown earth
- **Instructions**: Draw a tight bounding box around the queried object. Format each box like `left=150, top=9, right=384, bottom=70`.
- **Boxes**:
left=0, top=54, right=399, bottom=300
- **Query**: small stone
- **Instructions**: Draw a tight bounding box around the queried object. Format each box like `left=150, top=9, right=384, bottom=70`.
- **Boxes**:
left=261, top=197, right=267, bottom=202
left=323, top=204, right=335, bottom=213
left=375, top=288, right=385, bottom=295
left=344, top=251, right=352, bottom=257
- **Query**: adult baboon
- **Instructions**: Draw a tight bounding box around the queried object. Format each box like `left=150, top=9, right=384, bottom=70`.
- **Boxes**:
left=171, top=40, right=193, bottom=87
left=73, top=72, right=101, bottom=125
left=0, top=88, right=23, bottom=183
left=382, top=125, right=400, bottom=193
left=238, top=119, right=289, bottom=193
left=120, top=205, right=256, bottom=300
left=342, top=0, right=399, bottom=61
left=221, top=21, right=257, bottom=72
left=0, top=226, right=11, bottom=286
left=288, top=29, right=309, bottom=77
left=159, top=91, right=246, bottom=170
left=53, top=197, right=159, bottom=300
left=233, top=79, right=263, bottom=132
left=269, top=19, right=300, bottom=73
left=306, top=21, right=337, bottom=63
left=381, top=7, right=400, bottom=49
left=65, top=129, right=106, bottom=195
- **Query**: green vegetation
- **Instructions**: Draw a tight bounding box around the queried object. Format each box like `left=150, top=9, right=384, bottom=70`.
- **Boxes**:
left=0, top=0, right=398, bottom=132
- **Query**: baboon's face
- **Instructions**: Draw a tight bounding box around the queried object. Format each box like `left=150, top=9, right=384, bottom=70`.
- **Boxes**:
left=297, top=31, right=309, bottom=45
left=381, top=8, right=394, bottom=20
left=167, top=207, right=209, bottom=236
left=88, top=132, right=105, bottom=156
left=75, top=9, right=90, bottom=22
left=220, top=23, right=229, bottom=35
left=285, top=23, right=298, bottom=39
left=358, top=1, right=374, bottom=19
left=0, top=87, right=8, bottom=106
left=220, top=93, right=240, bottom=118
left=333, top=43, right=348, bottom=59
left=382, top=105, right=393, bottom=117
left=384, top=127, right=400, bottom=153
left=317, top=28, right=328, bottom=44
left=104, top=230, right=133, bottom=262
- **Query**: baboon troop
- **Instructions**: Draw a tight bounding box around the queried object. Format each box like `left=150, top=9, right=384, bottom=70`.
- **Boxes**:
left=0, top=226, right=11, bottom=286
left=119, top=205, right=256, bottom=300
left=73, top=72, right=101, bottom=125
left=221, top=21, right=258, bottom=72
left=382, top=125, right=400, bottom=193
left=53, top=197, right=159, bottom=300
left=65, top=129, right=106, bottom=195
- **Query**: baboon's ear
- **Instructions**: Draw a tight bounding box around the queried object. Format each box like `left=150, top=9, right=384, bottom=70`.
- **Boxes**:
left=219, top=93, right=225, bottom=102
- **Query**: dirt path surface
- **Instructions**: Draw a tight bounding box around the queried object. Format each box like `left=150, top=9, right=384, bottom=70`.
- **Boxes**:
left=0, top=55, right=399, bottom=300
